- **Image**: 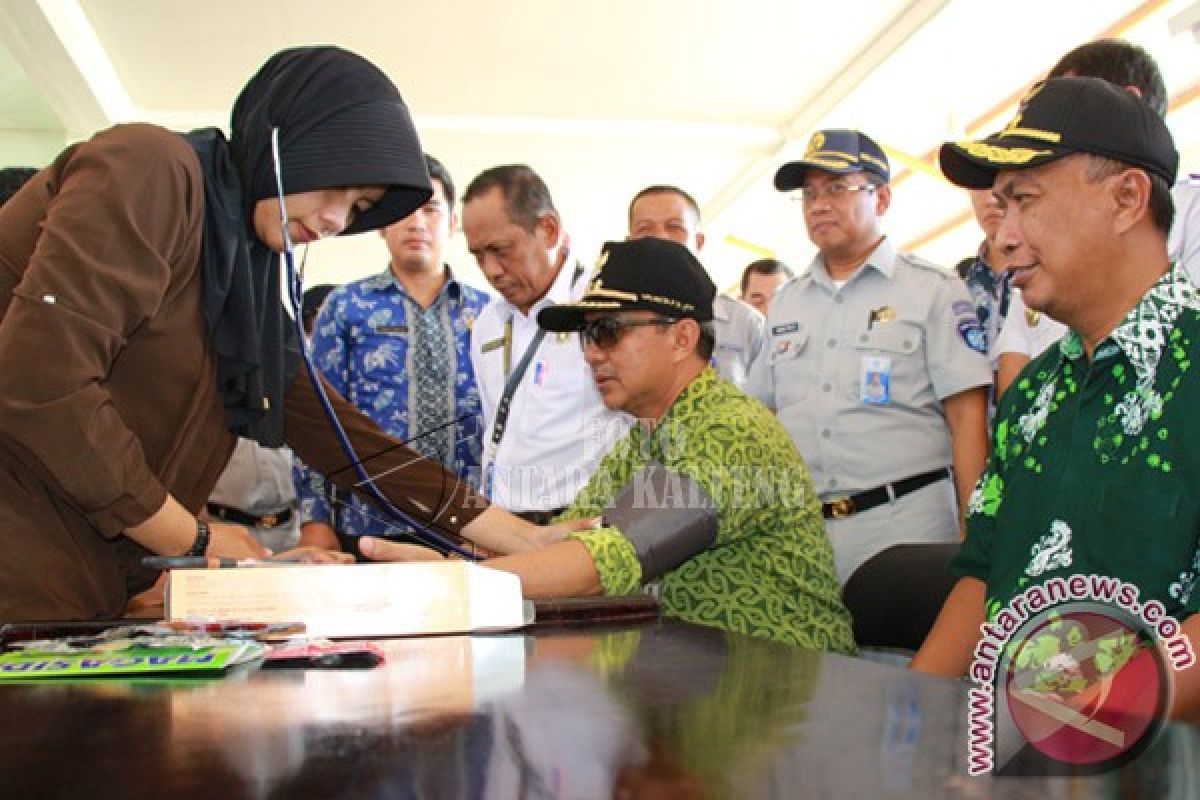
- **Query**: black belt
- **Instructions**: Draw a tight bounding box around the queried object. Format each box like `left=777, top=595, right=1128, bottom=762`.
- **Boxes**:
left=821, top=468, right=950, bottom=520
left=206, top=503, right=293, bottom=529
left=513, top=508, right=566, bottom=526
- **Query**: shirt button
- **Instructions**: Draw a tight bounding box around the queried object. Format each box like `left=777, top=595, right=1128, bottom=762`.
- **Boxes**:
left=903, top=340, right=913, bottom=349
left=826, top=338, right=837, bottom=348
left=859, top=334, right=869, bottom=344
left=834, top=295, right=844, bottom=304
left=822, top=382, right=832, bottom=392
left=828, top=478, right=839, bottom=489
left=821, top=429, right=832, bottom=439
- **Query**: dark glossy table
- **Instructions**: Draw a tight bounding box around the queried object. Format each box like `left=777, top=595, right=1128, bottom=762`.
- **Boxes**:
left=0, top=618, right=1195, bottom=799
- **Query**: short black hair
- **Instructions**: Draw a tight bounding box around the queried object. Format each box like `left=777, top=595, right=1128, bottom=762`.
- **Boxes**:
left=424, top=153, right=455, bottom=210
left=462, top=164, right=557, bottom=232
left=696, top=320, right=716, bottom=362
left=1049, top=39, right=1168, bottom=118
left=739, top=258, right=794, bottom=296
left=628, top=185, right=701, bottom=226
left=0, top=167, right=38, bottom=207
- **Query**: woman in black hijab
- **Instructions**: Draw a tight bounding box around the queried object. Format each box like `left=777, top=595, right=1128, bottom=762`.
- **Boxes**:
left=0, top=46, right=567, bottom=621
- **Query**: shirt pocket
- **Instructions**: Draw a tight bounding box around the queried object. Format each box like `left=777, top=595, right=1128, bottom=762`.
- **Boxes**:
left=852, top=320, right=923, bottom=405
left=768, top=330, right=811, bottom=405
left=521, top=342, right=589, bottom=444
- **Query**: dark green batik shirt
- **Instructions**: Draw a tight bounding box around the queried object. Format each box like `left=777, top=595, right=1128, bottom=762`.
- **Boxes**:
left=953, top=265, right=1200, bottom=623
left=564, top=368, right=856, bottom=653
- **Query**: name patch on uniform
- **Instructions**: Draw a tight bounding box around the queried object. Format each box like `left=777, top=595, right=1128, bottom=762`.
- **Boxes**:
left=532, top=360, right=548, bottom=386
left=861, top=356, right=892, bottom=405
left=480, top=336, right=507, bottom=354
left=373, top=324, right=409, bottom=335
left=957, top=319, right=987, bottom=354
left=771, top=322, right=799, bottom=336
left=951, top=301, right=975, bottom=317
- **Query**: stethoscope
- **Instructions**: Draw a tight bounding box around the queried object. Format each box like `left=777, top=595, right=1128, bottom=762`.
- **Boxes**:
left=269, top=128, right=478, bottom=560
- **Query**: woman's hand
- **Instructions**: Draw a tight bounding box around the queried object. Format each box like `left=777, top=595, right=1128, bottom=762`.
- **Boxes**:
left=269, top=546, right=356, bottom=565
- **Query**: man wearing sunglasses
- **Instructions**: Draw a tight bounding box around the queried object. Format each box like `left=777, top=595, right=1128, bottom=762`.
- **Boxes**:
left=363, top=238, right=855, bottom=651
left=748, top=129, right=991, bottom=585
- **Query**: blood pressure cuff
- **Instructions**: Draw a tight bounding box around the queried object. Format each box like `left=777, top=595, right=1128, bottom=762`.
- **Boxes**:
left=602, top=464, right=719, bottom=582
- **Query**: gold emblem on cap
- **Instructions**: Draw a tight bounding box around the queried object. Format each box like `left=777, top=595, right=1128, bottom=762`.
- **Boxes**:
left=998, top=82, right=1062, bottom=144
left=874, top=306, right=896, bottom=324
left=805, top=132, right=826, bottom=158
left=1025, top=308, right=1041, bottom=327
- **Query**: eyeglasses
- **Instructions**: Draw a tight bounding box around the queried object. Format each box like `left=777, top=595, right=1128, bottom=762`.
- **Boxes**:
left=579, top=316, right=677, bottom=350
left=793, top=182, right=877, bottom=205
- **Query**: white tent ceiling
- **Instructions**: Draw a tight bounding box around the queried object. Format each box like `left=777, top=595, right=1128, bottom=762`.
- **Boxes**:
left=2, top=0, right=1198, bottom=293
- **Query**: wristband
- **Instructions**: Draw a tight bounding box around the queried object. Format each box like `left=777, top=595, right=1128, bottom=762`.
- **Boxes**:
left=187, top=519, right=211, bottom=557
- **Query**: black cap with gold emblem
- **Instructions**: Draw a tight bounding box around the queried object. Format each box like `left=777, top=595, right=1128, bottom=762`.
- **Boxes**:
left=940, top=76, right=1178, bottom=189
left=537, top=238, right=716, bottom=332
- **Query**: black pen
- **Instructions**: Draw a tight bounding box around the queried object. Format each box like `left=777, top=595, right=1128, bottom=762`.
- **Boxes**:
left=142, top=555, right=301, bottom=570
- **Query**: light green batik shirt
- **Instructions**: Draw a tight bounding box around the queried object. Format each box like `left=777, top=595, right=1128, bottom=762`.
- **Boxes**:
left=565, top=368, right=856, bottom=653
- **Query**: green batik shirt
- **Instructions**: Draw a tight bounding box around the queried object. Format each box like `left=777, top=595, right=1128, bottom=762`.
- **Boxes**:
left=953, top=265, right=1200, bottom=622
left=565, top=368, right=856, bottom=653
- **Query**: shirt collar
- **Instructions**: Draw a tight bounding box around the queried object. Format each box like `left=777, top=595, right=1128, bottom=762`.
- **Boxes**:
left=509, top=252, right=584, bottom=318
left=1059, top=263, right=1200, bottom=387
left=805, top=236, right=895, bottom=289
left=640, top=367, right=718, bottom=454
left=712, top=294, right=730, bottom=322
left=964, top=245, right=1000, bottom=295
left=368, top=264, right=462, bottom=303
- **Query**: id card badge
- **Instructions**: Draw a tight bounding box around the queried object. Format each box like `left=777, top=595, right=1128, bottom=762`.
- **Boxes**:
left=861, top=356, right=892, bottom=405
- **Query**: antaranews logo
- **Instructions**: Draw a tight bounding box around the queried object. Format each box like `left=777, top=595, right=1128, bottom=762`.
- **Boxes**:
left=965, top=575, right=1195, bottom=776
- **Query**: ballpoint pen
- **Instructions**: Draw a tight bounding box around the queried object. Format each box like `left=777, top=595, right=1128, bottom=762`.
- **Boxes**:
left=141, top=555, right=306, bottom=570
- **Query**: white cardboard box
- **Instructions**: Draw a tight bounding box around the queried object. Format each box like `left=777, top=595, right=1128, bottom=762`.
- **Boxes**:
left=165, top=561, right=531, bottom=638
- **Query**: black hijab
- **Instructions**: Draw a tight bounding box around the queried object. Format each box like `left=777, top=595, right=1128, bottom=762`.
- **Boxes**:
left=185, top=46, right=431, bottom=446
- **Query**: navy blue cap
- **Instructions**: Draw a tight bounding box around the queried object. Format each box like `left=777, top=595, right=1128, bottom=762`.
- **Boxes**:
left=774, top=129, right=891, bottom=190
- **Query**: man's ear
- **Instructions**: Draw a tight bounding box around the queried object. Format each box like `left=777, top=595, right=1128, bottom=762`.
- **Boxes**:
left=874, top=184, right=892, bottom=217
left=673, top=318, right=701, bottom=364
left=694, top=231, right=706, bottom=251
left=1111, top=169, right=1153, bottom=236
left=536, top=211, right=562, bottom=249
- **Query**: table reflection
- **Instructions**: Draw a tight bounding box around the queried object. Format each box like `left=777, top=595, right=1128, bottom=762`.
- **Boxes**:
left=0, top=619, right=1198, bottom=799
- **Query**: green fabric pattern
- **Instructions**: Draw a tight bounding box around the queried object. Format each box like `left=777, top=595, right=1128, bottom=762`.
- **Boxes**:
left=567, top=368, right=856, bottom=653
left=955, top=265, right=1200, bottom=620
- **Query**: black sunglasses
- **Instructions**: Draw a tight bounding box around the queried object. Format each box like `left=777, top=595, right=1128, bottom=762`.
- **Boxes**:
left=579, top=316, right=677, bottom=350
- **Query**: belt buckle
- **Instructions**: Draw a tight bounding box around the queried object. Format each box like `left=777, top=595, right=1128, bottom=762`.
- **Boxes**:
left=258, top=513, right=278, bottom=528
left=828, top=497, right=855, bottom=519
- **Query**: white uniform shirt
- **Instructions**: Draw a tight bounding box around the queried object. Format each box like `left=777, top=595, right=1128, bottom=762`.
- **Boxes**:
left=711, top=294, right=764, bottom=392
left=995, top=178, right=1200, bottom=360
left=470, top=260, right=631, bottom=512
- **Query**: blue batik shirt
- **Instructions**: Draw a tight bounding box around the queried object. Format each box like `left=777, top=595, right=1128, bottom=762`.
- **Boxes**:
left=295, top=266, right=490, bottom=540
left=956, top=243, right=1012, bottom=369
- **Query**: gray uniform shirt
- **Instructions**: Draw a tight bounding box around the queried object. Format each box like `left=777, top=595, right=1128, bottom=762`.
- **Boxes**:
left=746, top=238, right=991, bottom=581
left=711, top=294, right=764, bottom=392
